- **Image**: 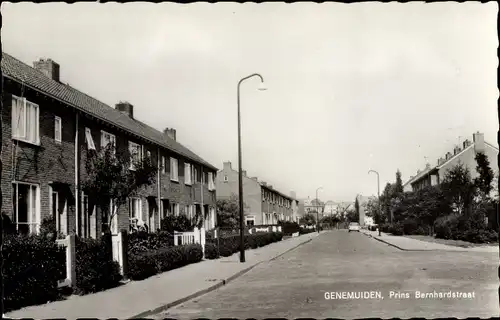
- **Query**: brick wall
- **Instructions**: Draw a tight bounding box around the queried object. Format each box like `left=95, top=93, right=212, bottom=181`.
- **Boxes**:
left=2, top=79, right=217, bottom=237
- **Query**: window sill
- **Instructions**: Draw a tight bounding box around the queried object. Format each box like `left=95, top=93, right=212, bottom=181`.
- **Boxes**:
left=12, top=137, right=40, bottom=147
left=55, top=140, right=62, bottom=145
left=185, top=182, right=193, bottom=186
left=171, top=178, right=180, bottom=183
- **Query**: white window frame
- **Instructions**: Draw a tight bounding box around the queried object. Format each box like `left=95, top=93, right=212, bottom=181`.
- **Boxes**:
left=129, top=197, right=142, bottom=221
left=128, top=141, right=142, bottom=170
left=11, top=95, right=40, bottom=145
left=13, top=182, right=41, bottom=234
left=170, top=157, right=179, bottom=181
left=100, top=130, right=116, bottom=153
left=110, top=199, right=118, bottom=235
left=85, top=127, right=96, bottom=150
left=54, top=116, right=62, bottom=143
left=192, top=166, right=198, bottom=183
left=185, top=162, right=192, bottom=185
left=161, top=156, right=166, bottom=174
left=171, top=203, right=180, bottom=217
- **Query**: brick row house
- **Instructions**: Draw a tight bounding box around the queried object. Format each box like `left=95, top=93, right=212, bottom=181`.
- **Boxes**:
left=403, top=131, right=499, bottom=193
left=216, top=161, right=299, bottom=226
left=1, top=53, right=218, bottom=238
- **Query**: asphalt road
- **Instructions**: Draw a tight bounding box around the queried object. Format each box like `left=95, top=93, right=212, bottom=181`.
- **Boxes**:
left=153, top=230, right=499, bottom=319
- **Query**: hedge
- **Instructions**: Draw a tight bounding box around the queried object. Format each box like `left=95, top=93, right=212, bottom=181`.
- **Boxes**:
left=205, top=232, right=284, bottom=259
left=3, top=234, right=66, bottom=312
left=278, top=221, right=300, bottom=235
left=434, top=213, right=498, bottom=243
left=299, top=227, right=316, bottom=235
left=128, top=230, right=174, bottom=256
left=127, top=244, right=203, bottom=280
left=75, top=235, right=122, bottom=294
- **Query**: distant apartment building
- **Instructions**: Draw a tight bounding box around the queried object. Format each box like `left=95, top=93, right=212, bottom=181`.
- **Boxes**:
left=323, top=200, right=353, bottom=218
left=216, top=162, right=298, bottom=225
left=403, top=131, right=499, bottom=193
left=1, top=52, right=218, bottom=238
left=303, top=197, right=325, bottom=220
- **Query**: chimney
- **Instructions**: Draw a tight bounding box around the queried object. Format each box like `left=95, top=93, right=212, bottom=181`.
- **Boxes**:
left=473, top=131, right=485, bottom=153
left=261, top=181, right=267, bottom=186
left=115, top=101, right=134, bottom=119
left=164, top=128, right=177, bottom=141
left=453, top=145, right=461, bottom=155
left=445, top=152, right=452, bottom=160
left=223, top=161, right=232, bottom=170
left=33, top=58, right=60, bottom=82
left=425, top=163, right=431, bottom=170
left=463, top=139, right=471, bottom=149
left=417, top=169, right=421, bottom=174
left=268, top=185, right=273, bottom=189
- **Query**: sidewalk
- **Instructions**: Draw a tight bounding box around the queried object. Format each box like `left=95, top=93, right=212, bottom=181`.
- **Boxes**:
left=5, top=232, right=321, bottom=320
left=360, top=229, right=499, bottom=253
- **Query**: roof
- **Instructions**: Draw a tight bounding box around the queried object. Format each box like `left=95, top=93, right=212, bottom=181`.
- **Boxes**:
left=259, top=182, right=295, bottom=201
left=404, top=140, right=499, bottom=186
left=1, top=52, right=218, bottom=171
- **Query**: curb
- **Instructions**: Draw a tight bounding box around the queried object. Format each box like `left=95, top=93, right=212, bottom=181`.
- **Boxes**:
left=128, top=235, right=314, bottom=319
left=361, top=231, right=473, bottom=252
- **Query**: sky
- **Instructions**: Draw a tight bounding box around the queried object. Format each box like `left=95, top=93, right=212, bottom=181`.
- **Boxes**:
left=2, top=2, right=498, bottom=202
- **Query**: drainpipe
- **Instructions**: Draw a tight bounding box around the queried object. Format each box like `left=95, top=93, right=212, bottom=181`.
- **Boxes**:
left=75, top=112, right=80, bottom=236
left=157, top=147, right=161, bottom=231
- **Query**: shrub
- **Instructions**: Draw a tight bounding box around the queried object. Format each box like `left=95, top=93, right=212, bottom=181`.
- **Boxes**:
left=204, top=242, right=218, bottom=259
left=127, top=244, right=203, bottom=281
left=128, top=230, right=173, bottom=256
left=278, top=221, right=300, bottom=235
left=299, top=227, right=316, bottom=235
left=160, top=215, right=194, bottom=233
left=3, top=234, right=66, bottom=312
left=75, top=236, right=122, bottom=294
left=388, top=222, right=404, bottom=236
left=206, top=232, right=284, bottom=258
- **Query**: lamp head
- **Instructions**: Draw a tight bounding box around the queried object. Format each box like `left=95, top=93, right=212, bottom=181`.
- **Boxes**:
left=257, top=81, right=267, bottom=91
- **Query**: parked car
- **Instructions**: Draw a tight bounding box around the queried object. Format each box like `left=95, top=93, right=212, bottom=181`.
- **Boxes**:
left=348, top=222, right=360, bottom=232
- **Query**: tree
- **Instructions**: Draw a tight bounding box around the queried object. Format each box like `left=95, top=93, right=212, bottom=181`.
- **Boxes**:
left=354, top=197, right=360, bottom=216
left=474, top=152, right=494, bottom=200
left=345, top=208, right=359, bottom=223
left=441, top=163, right=476, bottom=216
left=379, top=183, right=394, bottom=223
left=216, top=194, right=250, bottom=228
left=393, top=170, right=404, bottom=197
left=82, top=143, right=158, bottom=234
left=299, top=213, right=316, bottom=226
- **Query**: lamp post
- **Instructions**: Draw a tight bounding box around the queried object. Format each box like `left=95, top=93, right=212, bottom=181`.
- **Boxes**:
left=316, top=187, right=323, bottom=233
left=238, top=73, right=266, bottom=263
left=368, top=170, right=381, bottom=236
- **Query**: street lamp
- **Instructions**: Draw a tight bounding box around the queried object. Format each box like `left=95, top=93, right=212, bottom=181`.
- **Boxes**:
left=238, top=73, right=266, bottom=263
left=368, top=170, right=381, bottom=236
left=316, top=187, right=323, bottom=233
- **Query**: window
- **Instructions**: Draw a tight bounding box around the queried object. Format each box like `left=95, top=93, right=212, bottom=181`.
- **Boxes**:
left=146, top=150, right=151, bottom=159
left=85, top=128, right=96, bottom=150
left=54, top=116, right=62, bottom=143
left=170, top=203, right=180, bottom=216
left=224, top=175, right=228, bottom=182
left=208, top=172, right=215, bottom=191
left=192, top=166, right=198, bottom=183
left=129, top=141, right=142, bottom=170
left=185, top=162, right=192, bottom=185
left=245, top=216, right=255, bottom=226
left=170, top=157, right=179, bottom=181
left=160, top=199, right=170, bottom=219
left=101, top=130, right=116, bottom=152
left=129, top=198, right=142, bottom=229
left=11, top=95, right=40, bottom=145
left=13, top=182, right=40, bottom=234
left=110, top=200, right=118, bottom=234
left=161, top=156, right=166, bottom=174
